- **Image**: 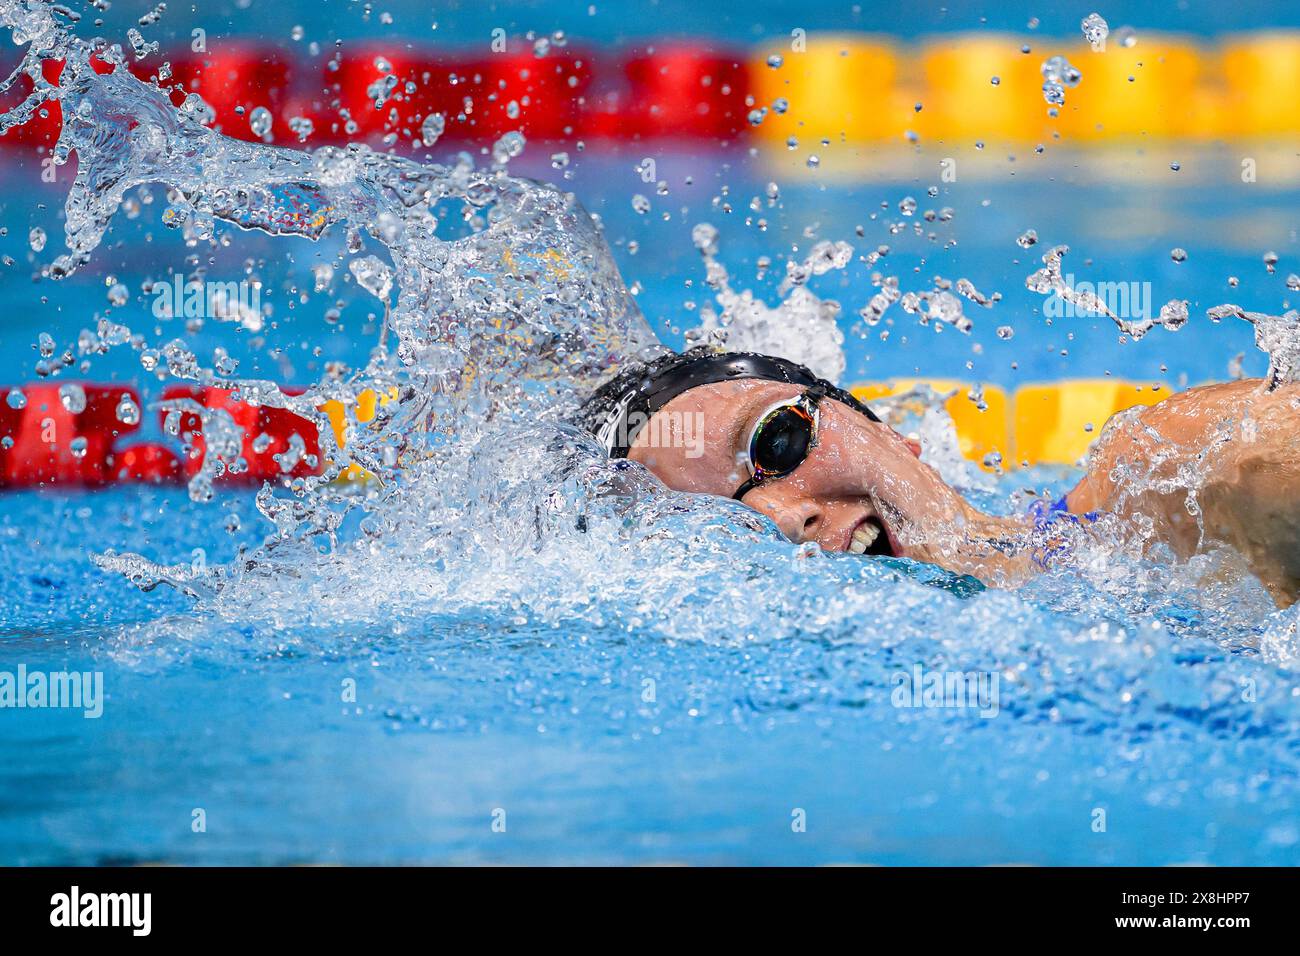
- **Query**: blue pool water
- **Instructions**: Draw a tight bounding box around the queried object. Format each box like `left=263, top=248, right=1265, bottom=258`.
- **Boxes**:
left=2, top=463, right=1299, bottom=864
left=3, top=143, right=1299, bottom=862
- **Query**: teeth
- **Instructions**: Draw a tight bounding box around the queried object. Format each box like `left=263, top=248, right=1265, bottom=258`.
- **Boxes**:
left=849, top=522, right=880, bottom=554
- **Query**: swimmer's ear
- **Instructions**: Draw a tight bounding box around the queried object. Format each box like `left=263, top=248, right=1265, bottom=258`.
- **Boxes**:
left=904, top=436, right=922, bottom=458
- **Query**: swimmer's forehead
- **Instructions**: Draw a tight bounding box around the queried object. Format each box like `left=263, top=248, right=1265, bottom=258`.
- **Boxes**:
left=656, top=378, right=804, bottom=447
left=658, top=377, right=802, bottom=417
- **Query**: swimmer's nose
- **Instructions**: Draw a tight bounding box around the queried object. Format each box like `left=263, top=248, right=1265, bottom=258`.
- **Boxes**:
left=756, top=495, right=823, bottom=544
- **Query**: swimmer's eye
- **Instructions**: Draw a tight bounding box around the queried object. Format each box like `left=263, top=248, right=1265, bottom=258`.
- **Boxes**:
left=732, top=387, right=824, bottom=501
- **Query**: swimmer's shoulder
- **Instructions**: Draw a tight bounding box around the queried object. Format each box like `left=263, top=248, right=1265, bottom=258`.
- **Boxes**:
left=1065, top=377, right=1297, bottom=515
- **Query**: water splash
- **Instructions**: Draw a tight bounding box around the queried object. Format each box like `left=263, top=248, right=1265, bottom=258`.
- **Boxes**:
left=1208, top=305, right=1300, bottom=389
left=1024, top=245, right=1196, bottom=341
left=3, top=0, right=1296, bottom=663
left=0, top=1, right=660, bottom=582
left=685, top=226, right=990, bottom=382
left=1025, top=244, right=1117, bottom=321
left=685, top=223, right=848, bottom=381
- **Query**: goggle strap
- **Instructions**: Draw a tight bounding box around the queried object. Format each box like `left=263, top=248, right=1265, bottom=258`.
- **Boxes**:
left=589, top=349, right=878, bottom=459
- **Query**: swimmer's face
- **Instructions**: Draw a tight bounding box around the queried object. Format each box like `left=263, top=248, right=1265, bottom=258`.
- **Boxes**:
left=627, top=379, right=966, bottom=562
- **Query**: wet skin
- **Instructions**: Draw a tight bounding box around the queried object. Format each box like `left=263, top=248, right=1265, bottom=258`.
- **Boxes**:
left=627, top=377, right=1300, bottom=607
left=1069, top=378, right=1300, bottom=605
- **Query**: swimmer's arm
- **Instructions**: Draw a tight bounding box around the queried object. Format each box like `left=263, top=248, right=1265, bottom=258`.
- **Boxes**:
left=1067, top=378, right=1300, bottom=604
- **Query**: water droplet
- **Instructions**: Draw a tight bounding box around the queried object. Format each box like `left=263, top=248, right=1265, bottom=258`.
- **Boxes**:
left=248, top=106, right=273, bottom=139
left=6, top=388, right=27, bottom=410
left=59, top=383, right=86, bottom=413
left=288, top=116, right=314, bottom=142
left=1170, top=247, right=1187, bottom=263
left=312, top=263, right=334, bottom=292
left=126, top=27, right=157, bottom=60
left=1081, top=13, right=1109, bottom=51
left=491, top=130, right=526, bottom=165
left=420, top=112, right=446, bottom=146
left=766, top=54, right=783, bottom=69
left=1042, top=56, right=1082, bottom=86
left=1158, top=298, right=1189, bottom=331
left=1040, top=55, right=1081, bottom=105
left=349, top=255, right=393, bottom=299
left=116, top=393, right=141, bottom=425
left=29, top=227, right=46, bottom=252
left=366, top=72, right=395, bottom=109
left=1017, top=229, right=1038, bottom=248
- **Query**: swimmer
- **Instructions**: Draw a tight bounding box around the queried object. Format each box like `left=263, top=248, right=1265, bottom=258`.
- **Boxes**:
left=576, top=347, right=1300, bottom=607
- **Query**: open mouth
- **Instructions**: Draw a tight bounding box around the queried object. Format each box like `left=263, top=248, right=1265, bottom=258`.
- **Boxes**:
left=848, top=515, right=895, bottom=557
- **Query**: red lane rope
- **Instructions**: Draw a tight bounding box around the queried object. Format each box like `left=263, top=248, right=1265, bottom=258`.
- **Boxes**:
left=0, top=42, right=754, bottom=148
left=0, top=384, right=321, bottom=489
left=160, top=385, right=321, bottom=485
left=0, top=384, right=156, bottom=487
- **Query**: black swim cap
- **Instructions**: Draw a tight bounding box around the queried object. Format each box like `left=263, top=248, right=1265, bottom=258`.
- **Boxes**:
left=574, top=345, right=881, bottom=458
